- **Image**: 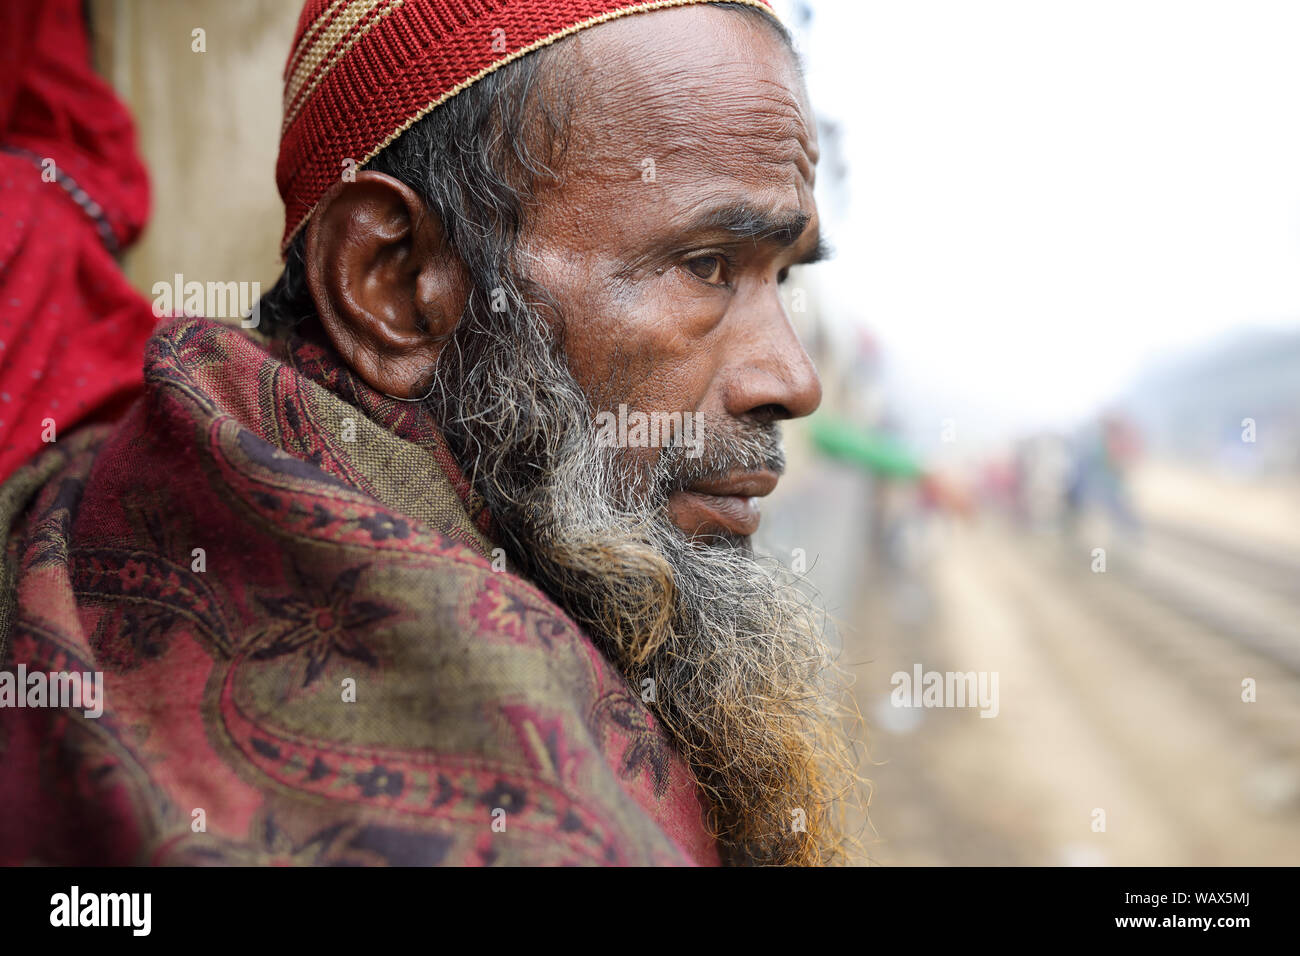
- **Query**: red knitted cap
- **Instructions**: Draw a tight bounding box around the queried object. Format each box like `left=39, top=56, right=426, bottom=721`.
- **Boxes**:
left=276, top=0, right=777, bottom=254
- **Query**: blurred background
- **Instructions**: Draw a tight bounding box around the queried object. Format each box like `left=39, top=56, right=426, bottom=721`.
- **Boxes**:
left=86, top=0, right=1299, bottom=864
left=761, top=0, right=1300, bottom=865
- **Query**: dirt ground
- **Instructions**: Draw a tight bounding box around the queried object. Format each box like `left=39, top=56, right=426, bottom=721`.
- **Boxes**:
left=763, top=457, right=1300, bottom=865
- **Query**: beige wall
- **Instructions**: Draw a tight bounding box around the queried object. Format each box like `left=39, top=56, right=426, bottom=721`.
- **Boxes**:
left=90, top=0, right=300, bottom=294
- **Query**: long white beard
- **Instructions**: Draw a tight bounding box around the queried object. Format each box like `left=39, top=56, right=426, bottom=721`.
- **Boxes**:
left=423, top=291, right=858, bottom=865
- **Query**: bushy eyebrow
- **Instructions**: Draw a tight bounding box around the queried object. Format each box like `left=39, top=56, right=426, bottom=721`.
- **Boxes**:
left=615, top=201, right=830, bottom=283
left=688, top=202, right=812, bottom=248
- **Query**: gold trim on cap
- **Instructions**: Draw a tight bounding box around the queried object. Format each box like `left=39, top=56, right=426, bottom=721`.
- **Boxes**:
left=284, top=0, right=405, bottom=131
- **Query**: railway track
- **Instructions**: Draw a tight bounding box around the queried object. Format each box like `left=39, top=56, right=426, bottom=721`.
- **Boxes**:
left=1022, top=520, right=1300, bottom=784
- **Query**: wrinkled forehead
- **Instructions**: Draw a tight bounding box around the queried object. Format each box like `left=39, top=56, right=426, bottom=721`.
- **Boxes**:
left=561, top=7, right=818, bottom=192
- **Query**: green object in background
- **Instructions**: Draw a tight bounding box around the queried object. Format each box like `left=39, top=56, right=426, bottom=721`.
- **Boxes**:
left=808, top=414, right=923, bottom=479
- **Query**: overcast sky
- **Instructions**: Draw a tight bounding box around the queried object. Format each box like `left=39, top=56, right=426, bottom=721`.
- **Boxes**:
left=776, top=0, right=1300, bottom=452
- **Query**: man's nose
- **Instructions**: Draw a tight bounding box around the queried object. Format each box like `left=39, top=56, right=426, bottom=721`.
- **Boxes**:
left=723, top=289, right=823, bottom=423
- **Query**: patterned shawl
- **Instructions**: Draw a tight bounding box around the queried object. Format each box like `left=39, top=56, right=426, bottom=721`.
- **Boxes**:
left=0, top=316, right=718, bottom=866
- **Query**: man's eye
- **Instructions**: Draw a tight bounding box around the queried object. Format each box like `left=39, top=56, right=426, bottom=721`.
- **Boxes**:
left=684, top=255, right=727, bottom=284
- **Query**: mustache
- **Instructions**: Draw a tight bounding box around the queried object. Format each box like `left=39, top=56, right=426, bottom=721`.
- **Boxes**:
left=654, top=419, right=786, bottom=495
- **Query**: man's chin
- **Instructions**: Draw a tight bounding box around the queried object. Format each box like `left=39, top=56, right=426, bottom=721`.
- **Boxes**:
left=665, top=520, right=754, bottom=555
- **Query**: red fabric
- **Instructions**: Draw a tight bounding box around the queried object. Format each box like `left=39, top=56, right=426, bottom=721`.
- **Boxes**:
left=277, top=0, right=775, bottom=251
left=0, top=0, right=155, bottom=485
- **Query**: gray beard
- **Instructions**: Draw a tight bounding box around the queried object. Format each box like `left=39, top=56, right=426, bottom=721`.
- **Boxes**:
left=422, top=281, right=857, bottom=865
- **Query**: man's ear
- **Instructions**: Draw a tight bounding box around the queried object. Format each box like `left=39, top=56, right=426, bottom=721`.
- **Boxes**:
left=304, top=170, right=465, bottom=398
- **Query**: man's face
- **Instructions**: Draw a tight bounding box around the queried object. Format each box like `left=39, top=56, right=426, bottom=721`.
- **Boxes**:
left=385, top=5, right=855, bottom=865
left=521, top=5, right=824, bottom=541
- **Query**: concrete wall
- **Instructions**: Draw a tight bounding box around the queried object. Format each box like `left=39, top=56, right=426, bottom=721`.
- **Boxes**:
left=90, top=0, right=300, bottom=295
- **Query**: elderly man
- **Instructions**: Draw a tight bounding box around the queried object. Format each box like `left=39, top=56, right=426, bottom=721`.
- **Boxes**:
left=0, top=0, right=858, bottom=866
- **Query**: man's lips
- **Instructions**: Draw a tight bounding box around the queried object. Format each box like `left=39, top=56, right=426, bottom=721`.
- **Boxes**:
left=668, top=470, right=780, bottom=538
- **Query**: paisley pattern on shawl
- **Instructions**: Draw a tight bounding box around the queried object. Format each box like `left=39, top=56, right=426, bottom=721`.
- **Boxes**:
left=0, top=316, right=718, bottom=866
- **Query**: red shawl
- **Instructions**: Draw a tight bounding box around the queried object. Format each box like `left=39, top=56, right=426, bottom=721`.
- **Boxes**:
left=0, top=316, right=718, bottom=866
